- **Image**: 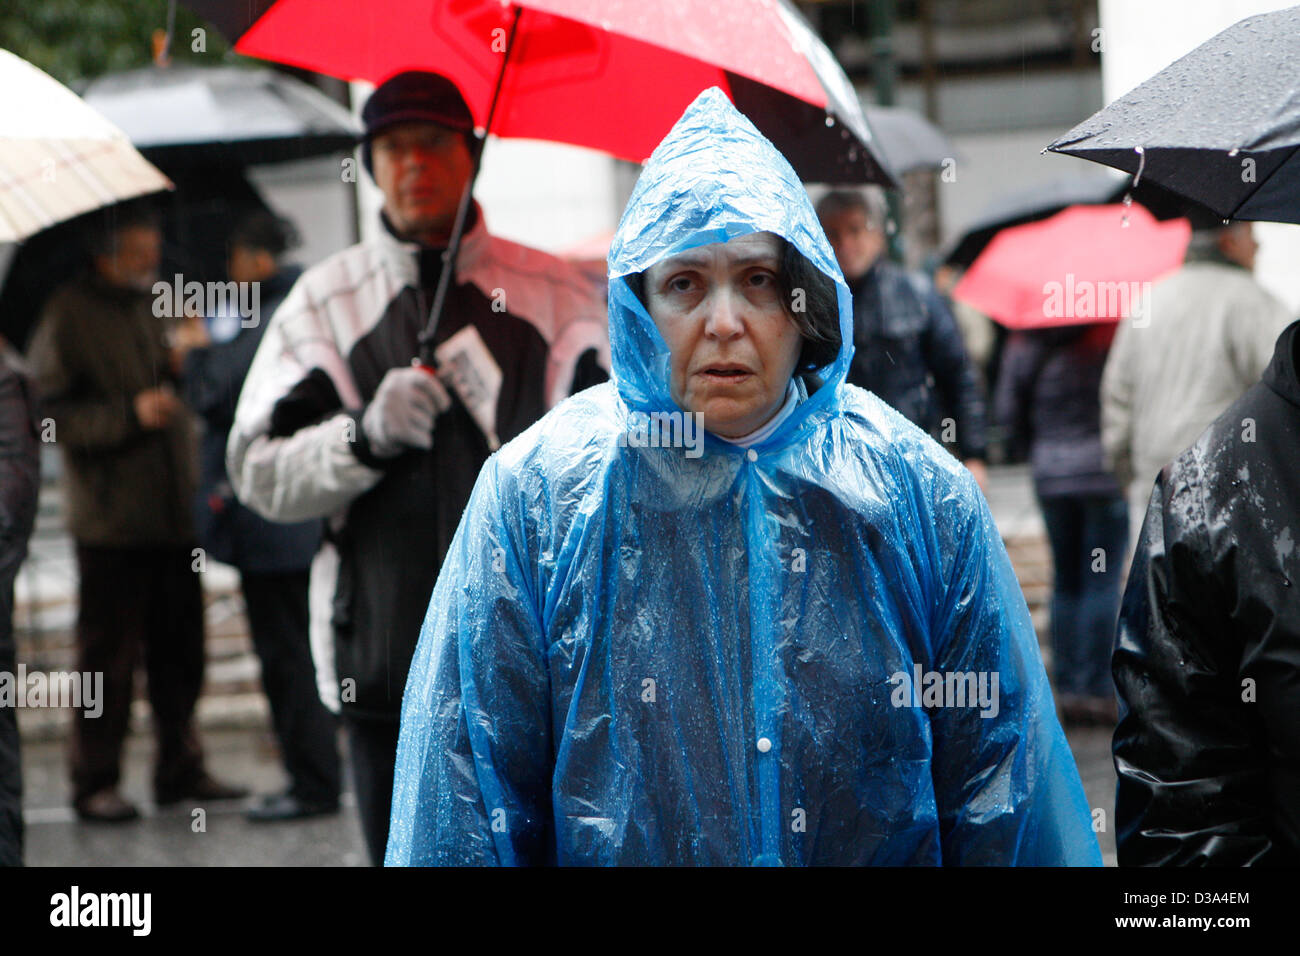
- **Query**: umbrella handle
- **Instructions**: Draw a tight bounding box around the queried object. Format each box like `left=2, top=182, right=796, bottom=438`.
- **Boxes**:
left=154, top=0, right=177, bottom=67
left=418, top=5, right=524, bottom=365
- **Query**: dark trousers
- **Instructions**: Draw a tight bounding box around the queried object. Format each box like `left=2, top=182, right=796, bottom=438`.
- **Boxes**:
left=70, top=545, right=206, bottom=804
left=240, top=570, right=340, bottom=805
left=0, top=696, right=18, bottom=865
left=1, top=579, right=21, bottom=865
left=1038, top=493, right=1130, bottom=699
left=344, top=715, right=400, bottom=866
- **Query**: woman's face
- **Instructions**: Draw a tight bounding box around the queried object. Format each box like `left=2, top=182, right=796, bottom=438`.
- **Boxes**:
left=643, top=231, right=803, bottom=439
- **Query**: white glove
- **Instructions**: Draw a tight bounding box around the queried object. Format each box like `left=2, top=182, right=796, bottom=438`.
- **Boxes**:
left=360, top=365, right=452, bottom=458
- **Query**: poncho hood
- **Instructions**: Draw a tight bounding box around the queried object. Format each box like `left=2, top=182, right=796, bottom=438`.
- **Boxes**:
left=607, top=88, right=853, bottom=445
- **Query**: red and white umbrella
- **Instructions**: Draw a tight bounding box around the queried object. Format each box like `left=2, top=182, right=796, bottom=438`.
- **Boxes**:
left=185, top=0, right=893, bottom=187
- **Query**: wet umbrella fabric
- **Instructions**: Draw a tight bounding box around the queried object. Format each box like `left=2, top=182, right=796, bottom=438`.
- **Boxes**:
left=0, top=48, right=170, bottom=243
left=940, top=175, right=1123, bottom=270
left=82, top=64, right=360, bottom=166
left=863, top=104, right=958, bottom=175
left=952, top=203, right=1190, bottom=330
left=183, top=0, right=894, bottom=186
left=1048, top=6, right=1300, bottom=224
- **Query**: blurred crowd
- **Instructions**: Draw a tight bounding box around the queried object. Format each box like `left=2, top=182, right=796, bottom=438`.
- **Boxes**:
left=2, top=61, right=1297, bottom=868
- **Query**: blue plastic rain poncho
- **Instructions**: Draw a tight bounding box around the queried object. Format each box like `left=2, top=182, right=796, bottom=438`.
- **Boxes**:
left=386, top=89, right=1100, bottom=866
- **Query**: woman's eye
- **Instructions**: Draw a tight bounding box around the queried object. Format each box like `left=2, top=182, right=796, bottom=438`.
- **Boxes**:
left=668, top=276, right=695, bottom=293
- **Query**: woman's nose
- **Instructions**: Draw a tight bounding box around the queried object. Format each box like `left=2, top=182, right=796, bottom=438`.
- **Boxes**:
left=704, top=287, right=745, bottom=339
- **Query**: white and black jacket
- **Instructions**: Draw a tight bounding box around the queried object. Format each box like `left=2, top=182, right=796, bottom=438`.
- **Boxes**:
left=228, top=208, right=608, bottom=718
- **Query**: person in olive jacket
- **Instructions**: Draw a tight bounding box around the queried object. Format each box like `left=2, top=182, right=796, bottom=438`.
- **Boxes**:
left=26, top=203, right=245, bottom=822
left=1115, top=317, right=1300, bottom=865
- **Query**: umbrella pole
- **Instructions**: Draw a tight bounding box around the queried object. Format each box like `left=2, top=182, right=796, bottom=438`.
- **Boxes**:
left=417, top=5, right=523, bottom=365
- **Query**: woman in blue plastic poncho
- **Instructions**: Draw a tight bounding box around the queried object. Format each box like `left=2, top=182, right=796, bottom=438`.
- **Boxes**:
left=385, top=89, right=1101, bottom=866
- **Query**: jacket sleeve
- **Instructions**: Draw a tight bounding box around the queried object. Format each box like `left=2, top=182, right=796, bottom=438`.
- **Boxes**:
left=1099, top=319, right=1137, bottom=490
left=25, top=300, right=144, bottom=453
left=918, top=281, right=988, bottom=460
left=1113, top=457, right=1275, bottom=865
left=386, top=456, right=552, bottom=866
left=226, top=281, right=384, bottom=523
left=924, top=463, right=1101, bottom=865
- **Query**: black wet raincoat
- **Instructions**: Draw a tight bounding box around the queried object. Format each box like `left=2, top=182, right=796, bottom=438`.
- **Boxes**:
left=1114, top=318, right=1300, bottom=865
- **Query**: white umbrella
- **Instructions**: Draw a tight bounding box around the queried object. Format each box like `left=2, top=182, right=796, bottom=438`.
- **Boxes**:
left=0, top=48, right=171, bottom=243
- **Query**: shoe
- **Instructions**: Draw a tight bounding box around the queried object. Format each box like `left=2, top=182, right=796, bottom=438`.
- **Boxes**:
left=75, top=789, right=141, bottom=823
left=156, top=773, right=250, bottom=807
left=245, top=792, right=339, bottom=823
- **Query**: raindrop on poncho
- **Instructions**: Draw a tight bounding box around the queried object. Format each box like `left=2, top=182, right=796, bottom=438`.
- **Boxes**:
left=386, top=88, right=1100, bottom=866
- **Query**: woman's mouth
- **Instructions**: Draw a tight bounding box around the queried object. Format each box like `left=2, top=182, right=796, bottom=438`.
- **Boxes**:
left=700, top=365, right=753, bottom=381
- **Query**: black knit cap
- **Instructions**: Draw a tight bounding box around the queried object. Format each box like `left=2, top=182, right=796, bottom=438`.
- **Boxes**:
left=360, top=70, right=477, bottom=172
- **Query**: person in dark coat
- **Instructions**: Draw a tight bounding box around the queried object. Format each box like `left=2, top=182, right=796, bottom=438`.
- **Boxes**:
left=1114, top=318, right=1300, bottom=866
left=816, top=188, right=989, bottom=491
left=26, top=204, right=247, bottom=823
left=995, top=323, right=1128, bottom=726
left=182, top=212, right=339, bottom=821
left=0, top=335, right=41, bottom=865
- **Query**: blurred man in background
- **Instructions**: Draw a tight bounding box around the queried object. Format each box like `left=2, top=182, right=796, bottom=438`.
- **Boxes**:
left=27, top=202, right=246, bottom=822
left=227, top=71, right=608, bottom=863
left=1102, top=221, right=1292, bottom=545
left=817, top=188, right=988, bottom=490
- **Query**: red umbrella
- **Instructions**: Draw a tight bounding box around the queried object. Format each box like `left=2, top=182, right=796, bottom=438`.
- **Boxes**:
left=184, top=0, right=892, bottom=186
left=952, top=203, right=1191, bottom=330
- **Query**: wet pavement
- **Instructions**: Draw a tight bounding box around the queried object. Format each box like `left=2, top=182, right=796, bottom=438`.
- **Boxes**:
left=20, top=727, right=368, bottom=866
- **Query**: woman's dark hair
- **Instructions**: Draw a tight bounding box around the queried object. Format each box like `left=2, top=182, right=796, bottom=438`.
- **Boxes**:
left=777, top=238, right=840, bottom=371
left=625, top=235, right=840, bottom=372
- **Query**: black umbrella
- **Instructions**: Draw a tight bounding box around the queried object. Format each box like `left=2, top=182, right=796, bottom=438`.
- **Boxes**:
left=939, top=175, right=1123, bottom=269
left=1047, top=6, right=1300, bottom=224
left=82, top=63, right=359, bottom=166
left=863, top=105, right=958, bottom=175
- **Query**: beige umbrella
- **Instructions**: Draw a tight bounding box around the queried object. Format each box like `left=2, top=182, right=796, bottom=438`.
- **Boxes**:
left=0, top=48, right=171, bottom=243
